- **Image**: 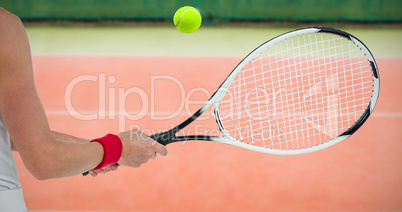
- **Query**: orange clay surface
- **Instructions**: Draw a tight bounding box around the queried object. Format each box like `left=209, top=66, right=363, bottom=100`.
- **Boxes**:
left=13, top=56, right=402, bottom=211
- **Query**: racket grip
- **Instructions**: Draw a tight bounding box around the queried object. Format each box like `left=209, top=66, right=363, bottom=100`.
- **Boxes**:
left=82, top=171, right=89, bottom=176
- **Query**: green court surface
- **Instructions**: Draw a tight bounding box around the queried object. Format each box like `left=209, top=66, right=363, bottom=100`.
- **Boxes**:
left=26, top=26, right=402, bottom=57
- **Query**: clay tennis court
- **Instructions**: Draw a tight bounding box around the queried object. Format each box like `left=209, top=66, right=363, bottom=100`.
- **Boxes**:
left=10, top=26, right=401, bottom=211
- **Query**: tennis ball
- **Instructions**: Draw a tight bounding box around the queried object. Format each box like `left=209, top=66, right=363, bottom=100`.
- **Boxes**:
left=173, top=6, right=202, bottom=33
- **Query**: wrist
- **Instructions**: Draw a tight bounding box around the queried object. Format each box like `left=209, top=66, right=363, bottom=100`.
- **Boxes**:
left=91, top=134, right=122, bottom=170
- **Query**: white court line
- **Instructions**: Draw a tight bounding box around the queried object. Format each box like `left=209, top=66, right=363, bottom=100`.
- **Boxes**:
left=44, top=110, right=402, bottom=118
left=45, top=111, right=191, bottom=116
left=371, top=112, right=402, bottom=118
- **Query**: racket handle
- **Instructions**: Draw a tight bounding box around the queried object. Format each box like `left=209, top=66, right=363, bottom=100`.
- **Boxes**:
left=82, top=171, right=89, bottom=176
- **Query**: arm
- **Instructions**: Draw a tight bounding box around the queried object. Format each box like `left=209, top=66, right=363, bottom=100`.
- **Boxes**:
left=11, top=131, right=90, bottom=150
left=51, top=131, right=90, bottom=144
left=0, top=8, right=167, bottom=180
left=0, top=8, right=102, bottom=179
left=11, top=131, right=118, bottom=176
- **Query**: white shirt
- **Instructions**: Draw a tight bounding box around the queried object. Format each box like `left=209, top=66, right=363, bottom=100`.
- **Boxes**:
left=0, top=114, right=27, bottom=211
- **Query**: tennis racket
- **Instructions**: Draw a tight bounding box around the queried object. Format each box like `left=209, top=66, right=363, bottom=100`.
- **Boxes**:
left=83, top=27, right=379, bottom=175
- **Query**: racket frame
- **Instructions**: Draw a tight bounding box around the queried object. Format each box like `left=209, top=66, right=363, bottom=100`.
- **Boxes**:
left=150, top=27, right=380, bottom=155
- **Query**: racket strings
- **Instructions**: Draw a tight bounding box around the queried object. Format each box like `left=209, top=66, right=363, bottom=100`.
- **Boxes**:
left=221, top=101, right=372, bottom=149
left=221, top=100, right=373, bottom=128
left=218, top=33, right=374, bottom=150
left=235, top=57, right=372, bottom=84
left=219, top=71, right=373, bottom=102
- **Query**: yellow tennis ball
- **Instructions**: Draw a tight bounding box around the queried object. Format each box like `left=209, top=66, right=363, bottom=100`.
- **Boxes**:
left=173, top=6, right=202, bottom=33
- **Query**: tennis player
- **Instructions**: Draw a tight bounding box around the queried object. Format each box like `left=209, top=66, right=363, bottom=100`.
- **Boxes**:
left=0, top=8, right=167, bottom=211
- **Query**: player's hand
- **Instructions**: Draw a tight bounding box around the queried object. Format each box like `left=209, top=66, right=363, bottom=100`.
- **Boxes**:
left=88, top=164, right=119, bottom=177
left=117, top=129, right=167, bottom=168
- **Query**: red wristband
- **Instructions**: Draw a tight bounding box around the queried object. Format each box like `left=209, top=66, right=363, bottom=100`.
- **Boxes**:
left=91, top=134, right=123, bottom=170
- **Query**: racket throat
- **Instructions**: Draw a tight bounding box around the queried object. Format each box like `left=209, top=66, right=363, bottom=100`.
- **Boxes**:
left=149, top=130, right=178, bottom=146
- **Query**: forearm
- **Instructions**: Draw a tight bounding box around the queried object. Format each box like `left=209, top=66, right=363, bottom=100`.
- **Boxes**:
left=52, top=131, right=90, bottom=144
left=9, top=130, right=86, bottom=151
left=41, top=138, right=103, bottom=179
left=2, top=95, right=104, bottom=179
left=43, top=131, right=102, bottom=178
left=45, top=131, right=104, bottom=178
left=9, top=123, right=104, bottom=179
